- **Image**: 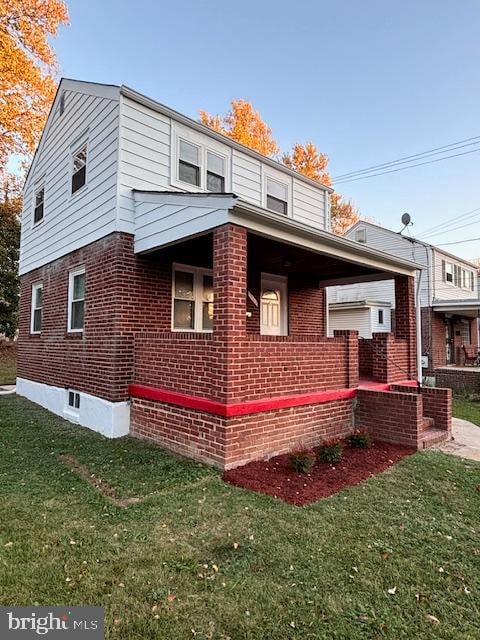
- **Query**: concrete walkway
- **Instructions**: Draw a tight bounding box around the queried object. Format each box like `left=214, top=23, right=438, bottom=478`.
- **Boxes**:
left=0, top=385, right=15, bottom=396
left=436, top=417, right=480, bottom=462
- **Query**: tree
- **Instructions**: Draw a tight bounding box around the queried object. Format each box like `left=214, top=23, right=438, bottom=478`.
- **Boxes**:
left=0, top=0, right=69, bottom=169
left=200, top=101, right=359, bottom=235
left=200, top=99, right=279, bottom=157
left=0, top=194, right=21, bottom=338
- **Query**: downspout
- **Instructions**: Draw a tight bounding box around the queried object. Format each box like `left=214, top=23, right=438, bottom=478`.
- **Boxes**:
left=415, top=268, right=423, bottom=385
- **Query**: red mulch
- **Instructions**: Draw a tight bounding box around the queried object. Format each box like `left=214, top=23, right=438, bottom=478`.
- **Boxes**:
left=222, top=441, right=415, bottom=506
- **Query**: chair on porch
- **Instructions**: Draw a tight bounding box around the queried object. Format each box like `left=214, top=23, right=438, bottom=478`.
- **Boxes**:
left=462, top=344, right=479, bottom=366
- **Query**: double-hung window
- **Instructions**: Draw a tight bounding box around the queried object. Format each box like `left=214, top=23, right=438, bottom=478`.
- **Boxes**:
left=174, top=127, right=229, bottom=192
left=71, top=144, right=87, bottom=194
left=266, top=177, right=288, bottom=215
left=68, top=268, right=85, bottom=332
left=444, top=261, right=453, bottom=284
left=33, top=186, right=45, bottom=224
left=172, top=265, right=213, bottom=332
left=31, top=283, right=43, bottom=333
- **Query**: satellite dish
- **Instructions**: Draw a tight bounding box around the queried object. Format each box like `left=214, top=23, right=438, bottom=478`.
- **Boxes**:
left=401, top=212, right=411, bottom=226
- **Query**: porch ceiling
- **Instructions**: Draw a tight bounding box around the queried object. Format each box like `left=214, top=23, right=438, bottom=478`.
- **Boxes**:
left=247, top=234, right=401, bottom=286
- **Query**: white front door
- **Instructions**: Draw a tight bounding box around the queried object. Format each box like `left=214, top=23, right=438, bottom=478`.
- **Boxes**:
left=260, top=274, right=287, bottom=336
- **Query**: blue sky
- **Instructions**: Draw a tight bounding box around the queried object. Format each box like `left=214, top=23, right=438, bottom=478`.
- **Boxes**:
left=54, top=0, right=480, bottom=259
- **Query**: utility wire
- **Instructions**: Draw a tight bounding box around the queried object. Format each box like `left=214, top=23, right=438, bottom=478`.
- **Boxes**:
left=332, top=147, right=480, bottom=185
left=419, top=213, right=480, bottom=240
left=416, top=205, right=480, bottom=238
left=333, top=135, right=480, bottom=180
left=436, top=237, right=480, bottom=246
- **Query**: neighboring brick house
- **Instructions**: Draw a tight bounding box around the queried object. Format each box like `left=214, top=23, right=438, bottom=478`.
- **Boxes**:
left=329, top=221, right=480, bottom=388
left=17, top=79, right=451, bottom=468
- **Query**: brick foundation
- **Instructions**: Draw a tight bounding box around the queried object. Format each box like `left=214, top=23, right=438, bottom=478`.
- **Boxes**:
left=435, top=369, right=480, bottom=393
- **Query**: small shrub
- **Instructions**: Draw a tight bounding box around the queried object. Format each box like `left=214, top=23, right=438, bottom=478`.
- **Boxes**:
left=347, top=430, right=372, bottom=449
left=289, top=450, right=316, bottom=473
left=318, top=439, right=343, bottom=463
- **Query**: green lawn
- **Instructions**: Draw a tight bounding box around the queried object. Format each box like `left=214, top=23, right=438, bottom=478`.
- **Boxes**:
left=453, top=396, right=480, bottom=427
left=1, top=395, right=480, bottom=639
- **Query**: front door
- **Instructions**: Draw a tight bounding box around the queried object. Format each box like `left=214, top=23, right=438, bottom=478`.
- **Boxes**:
left=445, top=318, right=454, bottom=364
left=260, top=274, right=287, bottom=336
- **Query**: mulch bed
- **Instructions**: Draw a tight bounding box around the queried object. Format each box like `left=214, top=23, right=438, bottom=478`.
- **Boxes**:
left=223, top=441, right=415, bottom=506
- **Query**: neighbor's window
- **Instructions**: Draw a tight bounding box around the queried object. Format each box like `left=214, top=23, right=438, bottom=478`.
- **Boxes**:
left=266, top=177, right=288, bottom=215
left=172, top=265, right=213, bottom=332
left=71, top=144, right=87, bottom=194
left=444, top=261, right=453, bottom=283
left=31, top=283, right=43, bottom=333
left=206, top=151, right=225, bottom=192
left=378, top=309, right=384, bottom=325
left=178, top=140, right=201, bottom=187
left=68, top=268, right=85, bottom=331
left=355, top=228, right=367, bottom=243
left=33, top=186, right=45, bottom=224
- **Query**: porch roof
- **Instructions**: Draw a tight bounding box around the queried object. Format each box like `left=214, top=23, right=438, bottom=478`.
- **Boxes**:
left=133, top=191, right=422, bottom=283
left=432, top=299, right=480, bottom=318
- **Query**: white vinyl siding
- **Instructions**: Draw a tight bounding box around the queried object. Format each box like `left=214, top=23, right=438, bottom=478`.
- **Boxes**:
left=20, top=83, right=120, bottom=275
left=434, top=249, right=478, bottom=301
left=371, top=305, right=391, bottom=334
left=329, top=308, right=371, bottom=339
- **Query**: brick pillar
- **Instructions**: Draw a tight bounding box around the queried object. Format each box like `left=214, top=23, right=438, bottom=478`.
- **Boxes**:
left=371, top=333, right=391, bottom=382
left=394, top=275, right=417, bottom=380
left=212, top=224, right=247, bottom=402
left=334, top=330, right=359, bottom=387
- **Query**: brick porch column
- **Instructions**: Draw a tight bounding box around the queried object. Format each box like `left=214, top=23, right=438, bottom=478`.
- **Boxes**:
left=212, top=224, right=247, bottom=402
left=394, top=275, right=417, bottom=379
left=333, top=330, right=359, bottom=388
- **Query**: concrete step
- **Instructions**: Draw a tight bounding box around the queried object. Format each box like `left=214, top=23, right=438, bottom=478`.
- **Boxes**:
left=422, top=416, right=435, bottom=431
left=420, top=428, right=449, bottom=449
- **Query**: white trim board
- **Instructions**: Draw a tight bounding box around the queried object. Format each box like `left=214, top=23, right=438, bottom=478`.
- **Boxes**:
left=16, top=377, right=130, bottom=438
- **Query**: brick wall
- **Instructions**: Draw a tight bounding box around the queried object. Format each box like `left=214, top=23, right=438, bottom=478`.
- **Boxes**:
left=435, top=369, right=480, bottom=393
left=356, top=388, right=422, bottom=447
left=131, top=396, right=353, bottom=469
left=421, top=386, right=452, bottom=433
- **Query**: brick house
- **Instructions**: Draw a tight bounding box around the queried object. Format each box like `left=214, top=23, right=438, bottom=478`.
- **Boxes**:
left=17, top=79, right=451, bottom=468
left=329, top=221, right=480, bottom=391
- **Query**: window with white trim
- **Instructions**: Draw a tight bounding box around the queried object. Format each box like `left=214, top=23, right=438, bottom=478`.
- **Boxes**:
left=30, top=283, right=43, bottom=333
left=378, top=309, right=384, bottom=325
left=173, top=127, right=229, bottom=192
left=172, top=265, right=213, bottom=332
left=68, top=390, right=81, bottom=410
left=71, top=144, right=87, bottom=194
left=68, top=268, right=85, bottom=332
left=266, top=177, right=288, bottom=215
left=33, top=186, right=45, bottom=224
left=442, top=260, right=475, bottom=290
left=444, top=261, right=453, bottom=283
left=355, top=228, right=367, bottom=243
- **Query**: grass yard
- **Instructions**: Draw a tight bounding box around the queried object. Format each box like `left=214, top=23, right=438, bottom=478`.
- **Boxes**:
left=453, top=395, right=480, bottom=427
left=1, top=395, right=480, bottom=639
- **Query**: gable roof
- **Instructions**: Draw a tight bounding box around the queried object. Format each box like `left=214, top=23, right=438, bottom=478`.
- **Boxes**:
left=348, top=220, right=478, bottom=269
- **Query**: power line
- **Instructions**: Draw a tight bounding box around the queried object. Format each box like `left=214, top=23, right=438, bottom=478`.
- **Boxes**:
left=419, top=212, right=480, bottom=240
left=416, top=205, right=480, bottom=238
left=333, top=135, right=480, bottom=180
left=332, top=147, right=480, bottom=185
left=436, top=237, right=480, bottom=247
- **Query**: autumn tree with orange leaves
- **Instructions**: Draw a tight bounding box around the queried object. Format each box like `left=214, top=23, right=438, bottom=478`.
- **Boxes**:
left=200, top=102, right=359, bottom=234
left=0, top=0, right=69, bottom=180
left=200, top=99, right=279, bottom=158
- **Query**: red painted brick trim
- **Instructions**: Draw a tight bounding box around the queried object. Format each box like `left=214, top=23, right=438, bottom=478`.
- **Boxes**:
left=129, top=383, right=358, bottom=416
left=128, top=380, right=417, bottom=417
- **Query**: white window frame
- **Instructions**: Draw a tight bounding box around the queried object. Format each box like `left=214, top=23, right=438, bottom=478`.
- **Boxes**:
left=262, top=170, right=292, bottom=218
left=378, top=308, right=384, bottom=326
left=32, top=183, right=45, bottom=227
left=444, top=261, right=454, bottom=285
left=67, top=267, right=86, bottom=333
left=69, top=135, right=89, bottom=198
left=30, top=282, right=43, bottom=334
left=171, top=263, right=213, bottom=333
left=171, top=124, right=230, bottom=193
left=355, top=228, right=367, bottom=243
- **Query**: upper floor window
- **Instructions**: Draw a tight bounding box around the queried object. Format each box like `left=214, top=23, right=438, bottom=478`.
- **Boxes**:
left=266, top=177, right=288, bottom=215
left=378, top=309, right=384, bottom=325
left=30, top=283, right=43, bottom=334
left=206, top=151, right=225, bottom=191
left=71, top=144, right=87, bottom=194
left=33, top=186, right=44, bottom=224
left=442, top=260, right=474, bottom=290
left=172, top=264, right=213, bottom=332
left=178, top=140, right=200, bottom=187
left=444, top=261, right=453, bottom=283
left=68, top=267, right=85, bottom=332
